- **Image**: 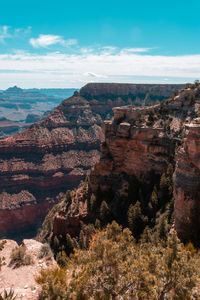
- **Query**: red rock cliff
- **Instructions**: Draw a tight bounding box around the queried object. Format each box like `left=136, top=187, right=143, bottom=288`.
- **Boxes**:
left=49, top=85, right=200, bottom=240
left=174, top=120, right=200, bottom=242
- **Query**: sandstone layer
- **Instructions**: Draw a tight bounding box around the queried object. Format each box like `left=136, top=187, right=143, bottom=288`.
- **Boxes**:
left=0, top=94, right=102, bottom=237
left=0, top=83, right=183, bottom=237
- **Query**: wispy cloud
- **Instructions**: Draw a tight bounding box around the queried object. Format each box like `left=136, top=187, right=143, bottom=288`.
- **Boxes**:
left=0, top=49, right=200, bottom=88
left=29, top=34, right=77, bottom=48
left=120, top=47, right=154, bottom=54
left=0, top=26, right=11, bottom=43
left=14, top=26, right=32, bottom=37
left=0, top=25, right=32, bottom=44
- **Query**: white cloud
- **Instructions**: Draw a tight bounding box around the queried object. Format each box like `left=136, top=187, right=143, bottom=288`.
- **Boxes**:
left=14, top=26, right=32, bottom=37
left=120, top=48, right=154, bottom=54
left=29, top=34, right=77, bottom=48
left=101, top=46, right=117, bottom=55
left=0, top=49, right=200, bottom=88
left=0, top=26, right=32, bottom=43
left=0, top=26, right=11, bottom=43
left=30, top=34, right=63, bottom=48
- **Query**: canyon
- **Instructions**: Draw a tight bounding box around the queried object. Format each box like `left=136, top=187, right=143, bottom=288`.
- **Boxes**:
left=0, top=83, right=182, bottom=238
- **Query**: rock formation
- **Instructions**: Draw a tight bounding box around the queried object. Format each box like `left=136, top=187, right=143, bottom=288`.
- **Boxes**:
left=0, top=94, right=102, bottom=238
left=174, top=119, right=200, bottom=243
left=0, top=83, right=183, bottom=238
left=43, top=83, right=200, bottom=242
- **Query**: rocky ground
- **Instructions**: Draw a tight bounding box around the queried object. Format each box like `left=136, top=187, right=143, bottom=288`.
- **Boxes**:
left=0, top=239, right=56, bottom=299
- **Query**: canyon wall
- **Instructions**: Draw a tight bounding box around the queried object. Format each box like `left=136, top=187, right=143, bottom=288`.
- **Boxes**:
left=47, top=84, right=200, bottom=242
left=0, top=83, right=185, bottom=237
left=174, top=121, right=200, bottom=242
left=0, top=94, right=102, bottom=237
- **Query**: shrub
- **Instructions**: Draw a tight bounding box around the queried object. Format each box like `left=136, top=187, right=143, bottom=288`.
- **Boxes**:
left=0, top=240, right=6, bottom=271
left=9, top=246, right=32, bottom=268
left=37, top=221, right=200, bottom=300
left=56, top=251, right=68, bottom=268
left=35, top=267, right=68, bottom=300
left=38, top=243, right=52, bottom=260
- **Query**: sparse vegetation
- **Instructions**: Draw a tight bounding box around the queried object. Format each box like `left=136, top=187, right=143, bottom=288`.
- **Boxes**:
left=38, top=243, right=52, bottom=260
left=9, top=246, right=32, bottom=268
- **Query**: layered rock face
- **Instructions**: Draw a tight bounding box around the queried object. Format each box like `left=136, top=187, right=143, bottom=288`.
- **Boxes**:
left=0, top=94, right=102, bottom=237
left=47, top=84, right=200, bottom=241
left=90, top=86, right=200, bottom=196
left=0, top=83, right=184, bottom=237
left=174, top=120, right=200, bottom=242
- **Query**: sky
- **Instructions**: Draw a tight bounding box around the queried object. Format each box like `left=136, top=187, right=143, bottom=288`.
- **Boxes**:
left=1, top=0, right=200, bottom=88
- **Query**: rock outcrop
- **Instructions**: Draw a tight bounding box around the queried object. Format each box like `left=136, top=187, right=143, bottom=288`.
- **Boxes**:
left=90, top=85, right=200, bottom=196
left=174, top=120, right=200, bottom=242
left=0, top=83, right=183, bottom=238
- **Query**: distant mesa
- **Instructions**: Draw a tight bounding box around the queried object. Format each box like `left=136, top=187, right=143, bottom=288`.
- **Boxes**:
left=25, top=114, right=42, bottom=123
left=0, top=117, right=8, bottom=122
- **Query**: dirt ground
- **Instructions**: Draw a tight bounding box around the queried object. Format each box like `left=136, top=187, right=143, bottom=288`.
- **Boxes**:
left=0, top=239, right=56, bottom=299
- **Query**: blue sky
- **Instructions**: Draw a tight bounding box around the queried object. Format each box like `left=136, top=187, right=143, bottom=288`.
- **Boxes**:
left=1, top=0, right=200, bottom=88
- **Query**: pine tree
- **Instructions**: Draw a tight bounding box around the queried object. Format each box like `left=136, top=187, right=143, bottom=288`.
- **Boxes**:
left=148, top=185, right=158, bottom=215
left=90, top=193, right=96, bottom=211
left=65, top=191, right=72, bottom=204
left=53, top=236, right=60, bottom=252
left=100, top=200, right=111, bottom=224
left=127, top=201, right=143, bottom=239
left=65, top=234, right=74, bottom=256
left=95, top=218, right=101, bottom=229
